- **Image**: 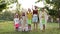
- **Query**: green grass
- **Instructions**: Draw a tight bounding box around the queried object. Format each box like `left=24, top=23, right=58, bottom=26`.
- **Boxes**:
left=0, top=21, right=60, bottom=34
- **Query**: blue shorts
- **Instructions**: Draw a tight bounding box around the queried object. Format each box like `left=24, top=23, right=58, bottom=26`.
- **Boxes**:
left=32, top=15, right=38, bottom=23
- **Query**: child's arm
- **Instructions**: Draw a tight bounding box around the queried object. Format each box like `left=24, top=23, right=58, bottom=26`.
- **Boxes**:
left=13, top=19, right=15, bottom=26
left=39, top=12, right=42, bottom=20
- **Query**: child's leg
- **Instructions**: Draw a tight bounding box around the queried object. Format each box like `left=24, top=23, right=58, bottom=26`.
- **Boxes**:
left=28, top=24, right=29, bottom=30
left=16, top=27, right=19, bottom=31
left=21, top=19, right=24, bottom=31
left=22, top=25, right=25, bottom=31
left=22, top=17, right=26, bottom=31
left=34, top=23, right=35, bottom=30
left=36, top=23, right=38, bottom=30
left=28, top=19, right=32, bottom=31
left=43, top=24, right=45, bottom=30
left=25, top=24, right=28, bottom=31
left=40, top=22, right=43, bottom=30
left=28, top=24, right=31, bottom=31
left=21, top=20, right=24, bottom=31
left=30, top=24, right=31, bottom=31
left=22, top=17, right=25, bottom=31
left=36, top=16, right=38, bottom=30
left=15, top=24, right=19, bottom=31
left=15, top=25, right=19, bottom=31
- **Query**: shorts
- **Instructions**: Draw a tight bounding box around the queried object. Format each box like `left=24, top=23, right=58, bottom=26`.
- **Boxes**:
left=42, top=18, right=45, bottom=24
left=15, top=24, right=19, bottom=29
left=27, top=19, right=32, bottom=24
left=32, top=14, right=38, bottom=23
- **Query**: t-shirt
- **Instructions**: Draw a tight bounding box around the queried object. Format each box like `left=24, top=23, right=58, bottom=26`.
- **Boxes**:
left=27, top=12, right=32, bottom=20
left=14, top=18, right=19, bottom=24
left=33, top=10, right=38, bottom=14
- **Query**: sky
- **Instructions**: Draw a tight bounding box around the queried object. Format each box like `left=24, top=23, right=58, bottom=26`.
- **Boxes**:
left=5, top=0, right=46, bottom=12
left=18, top=0, right=37, bottom=9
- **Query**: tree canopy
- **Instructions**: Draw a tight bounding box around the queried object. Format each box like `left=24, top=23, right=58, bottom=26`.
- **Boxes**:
left=0, top=0, right=17, bottom=12
left=45, top=0, right=60, bottom=18
left=0, top=0, right=7, bottom=11
left=36, top=0, right=60, bottom=18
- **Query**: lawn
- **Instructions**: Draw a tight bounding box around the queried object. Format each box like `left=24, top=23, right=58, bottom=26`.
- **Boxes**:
left=0, top=21, right=60, bottom=34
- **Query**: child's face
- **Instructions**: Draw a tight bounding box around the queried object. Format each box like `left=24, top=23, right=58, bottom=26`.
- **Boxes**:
left=28, top=9, right=31, bottom=12
left=42, top=16, right=44, bottom=18
left=14, top=15, right=18, bottom=18
left=34, top=6, right=38, bottom=9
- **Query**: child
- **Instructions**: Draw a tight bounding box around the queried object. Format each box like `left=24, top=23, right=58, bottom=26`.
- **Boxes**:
left=27, top=8, right=32, bottom=31
left=21, top=9, right=28, bottom=31
left=39, top=8, right=48, bottom=31
left=18, top=16, right=23, bottom=31
left=14, top=13, right=20, bottom=31
left=32, top=6, right=39, bottom=31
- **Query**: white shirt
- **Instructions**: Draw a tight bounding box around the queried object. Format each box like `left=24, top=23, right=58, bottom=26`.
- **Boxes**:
left=14, top=18, right=19, bottom=24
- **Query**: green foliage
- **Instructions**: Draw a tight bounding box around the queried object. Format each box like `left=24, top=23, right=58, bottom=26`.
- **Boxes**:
left=45, top=0, right=60, bottom=18
left=49, top=10, right=57, bottom=17
left=37, top=0, right=60, bottom=18
left=0, top=0, right=17, bottom=11
left=45, top=6, right=58, bottom=18
left=7, top=0, right=17, bottom=5
left=35, top=0, right=41, bottom=3
left=0, top=0, right=7, bottom=11
left=45, top=0, right=54, bottom=4
left=0, top=11, right=14, bottom=21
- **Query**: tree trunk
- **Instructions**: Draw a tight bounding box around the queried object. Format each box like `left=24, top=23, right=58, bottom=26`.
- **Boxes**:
left=58, top=8, right=60, bottom=29
left=59, top=18, right=60, bottom=29
left=51, top=18, right=53, bottom=23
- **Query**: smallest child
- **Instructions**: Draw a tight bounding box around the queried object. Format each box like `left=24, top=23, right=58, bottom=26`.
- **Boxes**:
left=14, top=13, right=20, bottom=31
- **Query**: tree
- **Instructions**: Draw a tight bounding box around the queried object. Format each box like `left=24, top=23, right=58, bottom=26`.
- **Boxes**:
left=1, top=11, right=14, bottom=21
left=0, top=0, right=17, bottom=12
left=45, top=0, right=60, bottom=29
left=0, top=0, right=7, bottom=11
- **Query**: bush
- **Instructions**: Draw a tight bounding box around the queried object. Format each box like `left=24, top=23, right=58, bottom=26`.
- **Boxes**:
left=0, top=11, right=14, bottom=21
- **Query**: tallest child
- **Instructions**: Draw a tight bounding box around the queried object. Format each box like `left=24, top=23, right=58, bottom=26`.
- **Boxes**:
left=32, top=6, right=39, bottom=31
